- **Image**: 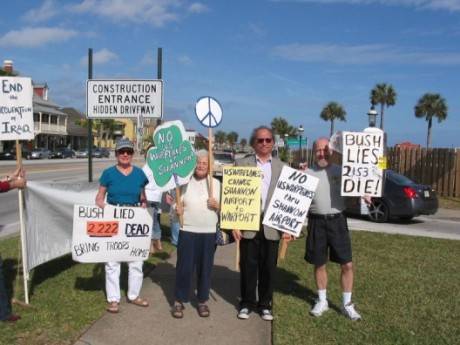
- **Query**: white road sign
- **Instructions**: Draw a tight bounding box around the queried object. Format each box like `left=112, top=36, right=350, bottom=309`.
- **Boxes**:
left=0, top=77, right=34, bottom=140
left=195, top=96, right=222, bottom=128
left=86, top=79, right=163, bottom=119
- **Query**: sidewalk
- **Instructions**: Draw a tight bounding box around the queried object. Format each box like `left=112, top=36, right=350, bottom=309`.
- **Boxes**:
left=75, top=243, right=271, bottom=345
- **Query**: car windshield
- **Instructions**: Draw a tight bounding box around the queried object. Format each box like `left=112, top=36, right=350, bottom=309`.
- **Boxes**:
left=387, top=171, right=414, bottom=185
left=214, top=153, right=233, bottom=162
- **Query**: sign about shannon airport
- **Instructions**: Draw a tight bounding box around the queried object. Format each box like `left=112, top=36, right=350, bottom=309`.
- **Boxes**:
left=341, top=131, right=385, bottom=197
left=86, top=79, right=163, bottom=119
left=72, top=205, right=152, bottom=263
left=0, top=77, right=34, bottom=140
left=263, top=166, right=319, bottom=237
left=220, top=166, right=262, bottom=231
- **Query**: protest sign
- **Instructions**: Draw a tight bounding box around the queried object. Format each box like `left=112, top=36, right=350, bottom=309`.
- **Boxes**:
left=146, top=120, right=197, bottom=191
left=0, top=77, right=34, bottom=140
left=263, top=166, right=319, bottom=237
left=86, top=79, right=163, bottom=118
left=220, top=166, right=262, bottom=231
left=341, top=131, right=384, bottom=197
left=72, top=205, right=152, bottom=263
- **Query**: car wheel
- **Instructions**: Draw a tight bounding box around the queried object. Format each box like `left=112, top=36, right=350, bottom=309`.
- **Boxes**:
left=368, top=200, right=389, bottom=223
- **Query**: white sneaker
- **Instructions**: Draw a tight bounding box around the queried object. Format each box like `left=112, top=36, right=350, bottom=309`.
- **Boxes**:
left=260, top=309, right=274, bottom=321
left=237, top=308, right=250, bottom=320
left=310, top=299, right=329, bottom=317
left=342, top=302, right=362, bottom=320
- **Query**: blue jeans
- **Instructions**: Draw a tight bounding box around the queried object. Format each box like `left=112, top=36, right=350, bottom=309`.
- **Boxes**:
left=150, top=202, right=162, bottom=240
left=174, top=231, right=215, bottom=303
left=170, top=220, right=180, bottom=246
left=0, top=256, right=12, bottom=320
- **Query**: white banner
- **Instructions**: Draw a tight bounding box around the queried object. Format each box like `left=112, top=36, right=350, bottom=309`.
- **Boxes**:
left=86, top=79, right=163, bottom=118
left=263, top=166, right=319, bottom=237
left=341, top=131, right=384, bottom=197
left=0, top=77, right=34, bottom=140
left=72, top=205, right=152, bottom=263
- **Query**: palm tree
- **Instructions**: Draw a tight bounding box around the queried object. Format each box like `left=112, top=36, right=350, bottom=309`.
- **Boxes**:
left=271, top=117, right=297, bottom=137
left=320, top=102, right=346, bottom=136
left=227, top=131, right=239, bottom=149
left=214, top=130, right=227, bottom=149
left=414, top=93, right=448, bottom=148
left=370, top=83, right=397, bottom=130
left=240, top=138, right=247, bottom=151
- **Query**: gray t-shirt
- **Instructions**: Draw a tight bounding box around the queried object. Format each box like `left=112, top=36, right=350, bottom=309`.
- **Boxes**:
left=307, top=164, right=345, bottom=215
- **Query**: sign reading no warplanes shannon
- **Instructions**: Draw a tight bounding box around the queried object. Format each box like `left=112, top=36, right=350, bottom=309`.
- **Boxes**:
left=86, top=79, right=163, bottom=119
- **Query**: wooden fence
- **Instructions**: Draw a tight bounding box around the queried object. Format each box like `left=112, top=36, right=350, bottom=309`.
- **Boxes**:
left=289, top=147, right=460, bottom=197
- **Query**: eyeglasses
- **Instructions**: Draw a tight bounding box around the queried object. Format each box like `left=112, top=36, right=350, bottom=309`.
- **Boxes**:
left=118, top=149, right=134, bottom=155
left=256, top=138, right=273, bottom=144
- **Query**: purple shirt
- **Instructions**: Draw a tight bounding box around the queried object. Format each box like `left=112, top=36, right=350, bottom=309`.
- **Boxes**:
left=256, top=155, right=272, bottom=210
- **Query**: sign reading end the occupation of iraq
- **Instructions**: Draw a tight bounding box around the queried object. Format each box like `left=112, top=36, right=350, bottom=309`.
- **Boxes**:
left=86, top=79, right=163, bottom=119
left=72, top=205, right=152, bottom=263
left=263, top=166, right=319, bottom=237
left=341, top=131, right=384, bottom=197
left=146, top=120, right=196, bottom=191
left=220, top=166, right=262, bottom=231
left=0, top=77, right=34, bottom=140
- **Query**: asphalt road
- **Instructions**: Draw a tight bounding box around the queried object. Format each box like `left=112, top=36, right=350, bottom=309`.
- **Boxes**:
left=1, top=158, right=459, bottom=240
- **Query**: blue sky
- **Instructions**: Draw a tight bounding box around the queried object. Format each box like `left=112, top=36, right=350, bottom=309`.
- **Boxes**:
left=1, top=0, right=459, bottom=147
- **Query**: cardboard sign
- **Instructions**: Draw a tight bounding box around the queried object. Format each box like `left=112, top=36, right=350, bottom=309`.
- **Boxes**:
left=72, top=205, right=152, bottom=263
left=146, top=120, right=197, bottom=191
left=341, top=131, right=384, bottom=197
left=0, top=77, right=34, bottom=140
left=86, top=79, right=163, bottom=118
left=263, top=166, right=319, bottom=237
left=220, top=166, right=262, bottom=231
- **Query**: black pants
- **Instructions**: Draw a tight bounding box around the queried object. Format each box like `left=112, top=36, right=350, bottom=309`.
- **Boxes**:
left=0, top=256, right=12, bottom=320
left=239, top=230, right=279, bottom=310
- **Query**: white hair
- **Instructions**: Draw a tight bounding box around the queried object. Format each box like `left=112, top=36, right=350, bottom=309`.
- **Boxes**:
left=195, top=149, right=209, bottom=158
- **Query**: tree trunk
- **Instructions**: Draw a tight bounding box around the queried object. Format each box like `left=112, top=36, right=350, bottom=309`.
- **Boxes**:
left=380, top=104, right=385, bottom=130
left=330, top=119, right=334, bottom=137
left=427, top=117, right=432, bottom=148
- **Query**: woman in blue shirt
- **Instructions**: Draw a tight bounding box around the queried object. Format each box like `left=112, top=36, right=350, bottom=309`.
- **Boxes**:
left=95, top=139, right=149, bottom=314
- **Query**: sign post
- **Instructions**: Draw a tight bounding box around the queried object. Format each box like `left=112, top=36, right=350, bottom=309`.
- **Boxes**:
left=0, top=76, right=34, bottom=304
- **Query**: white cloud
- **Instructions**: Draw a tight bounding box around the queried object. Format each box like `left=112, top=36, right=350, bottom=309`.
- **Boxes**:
left=272, top=43, right=460, bottom=65
left=140, top=50, right=155, bottom=66
left=177, top=55, right=193, bottom=65
left=188, top=2, right=209, bottom=13
left=273, top=0, right=460, bottom=12
left=79, top=48, right=118, bottom=66
left=70, top=0, right=186, bottom=27
left=22, top=0, right=59, bottom=23
left=0, top=27, right=77, bottom=48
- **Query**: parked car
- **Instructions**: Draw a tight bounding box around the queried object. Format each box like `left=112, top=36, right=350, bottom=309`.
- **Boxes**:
left=92, top=148, right=110, bottom=158
left=50, top=147, right=75, bottom=159
left=30, top=148, right=51, bottom=159
left=0, top=147, right=31, bottom=160
left=75, top=149, right=89, bottom=158
left=345, top=170, right=438, bottom=222
left=213, top=151, right=235, bottom=176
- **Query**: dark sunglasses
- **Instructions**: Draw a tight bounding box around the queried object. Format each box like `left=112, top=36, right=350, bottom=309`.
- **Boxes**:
left=118, top=149, right=134, bottom=155
left=256, top=138, right=273, bottom=144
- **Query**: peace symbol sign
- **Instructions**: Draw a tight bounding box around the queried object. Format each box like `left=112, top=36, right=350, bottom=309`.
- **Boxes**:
left=195, top=96, right=223, bottom=128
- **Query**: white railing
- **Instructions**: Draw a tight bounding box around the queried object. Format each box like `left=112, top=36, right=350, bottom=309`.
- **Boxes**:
left=34, top=122, right=67, bottom=134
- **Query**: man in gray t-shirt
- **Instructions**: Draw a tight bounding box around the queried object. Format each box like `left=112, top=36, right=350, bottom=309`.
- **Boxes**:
left=304, top=137, right=362, bottom=321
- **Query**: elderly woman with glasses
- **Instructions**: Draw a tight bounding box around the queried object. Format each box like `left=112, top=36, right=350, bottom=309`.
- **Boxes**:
left=171, top=150, right=220, bottom=319
left=95, top=139, right=149, bottom=314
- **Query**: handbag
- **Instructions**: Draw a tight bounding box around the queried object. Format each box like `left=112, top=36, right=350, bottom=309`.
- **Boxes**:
left=215, top=222, right=235, bottom=246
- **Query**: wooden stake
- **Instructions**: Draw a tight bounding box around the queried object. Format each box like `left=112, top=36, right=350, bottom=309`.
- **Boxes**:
left=235, top=239, right=240, bottom=271
left=175, top=186, right=184, bottom=228
left=278, top=239, right=288, bottom=260
left=208, top=127, right=213, bottom=197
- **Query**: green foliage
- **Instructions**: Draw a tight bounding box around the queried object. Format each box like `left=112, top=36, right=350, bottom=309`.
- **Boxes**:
left=274, top=231, right=460, bottom=345
left=0, top=236, right=175, bottom=345
left=271, top=117, right=297, bottom=137
left=319, top=102, right=346, bottom=136
left=370, top=83, right=397, bottom=130
left=226, top=131, right=239, bottom=148
left=414, top=93, right=448, bottom=148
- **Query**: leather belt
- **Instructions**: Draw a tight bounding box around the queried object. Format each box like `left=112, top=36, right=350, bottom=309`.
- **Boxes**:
left=309, top=213, right=342, bottom=220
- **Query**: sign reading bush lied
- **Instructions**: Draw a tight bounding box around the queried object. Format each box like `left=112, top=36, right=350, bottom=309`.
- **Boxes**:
left=220, top=167, right=262, bottom=231
left=263, top=166, right=319, bottom=237
left=341, top=131, right=384, bottom=197
left=72, top=205, right=152, bottom=263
